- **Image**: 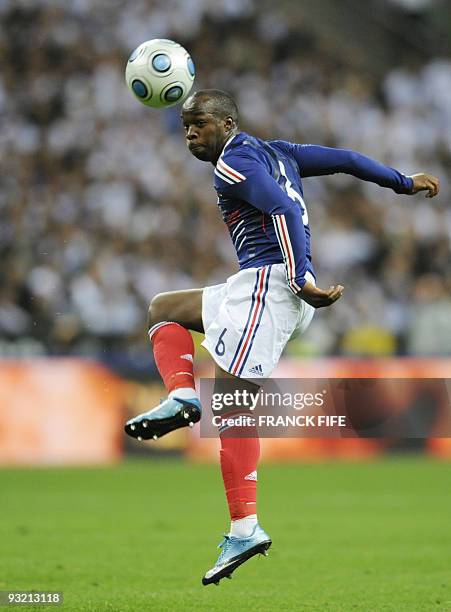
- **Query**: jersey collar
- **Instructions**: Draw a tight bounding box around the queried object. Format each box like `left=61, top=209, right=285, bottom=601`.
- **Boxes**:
left=217, top=132, right=241, bottom=165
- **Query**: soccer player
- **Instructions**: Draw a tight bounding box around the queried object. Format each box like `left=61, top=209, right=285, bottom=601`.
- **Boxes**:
left=124, top=90, right=439, bottom=585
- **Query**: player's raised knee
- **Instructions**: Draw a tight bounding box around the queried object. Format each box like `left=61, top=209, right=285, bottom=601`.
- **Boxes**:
left=148, top=292, right=170, bottom=328
left=148, top=288, right=204, bottom=332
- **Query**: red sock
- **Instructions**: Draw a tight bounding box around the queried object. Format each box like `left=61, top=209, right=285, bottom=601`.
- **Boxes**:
left=219, top=429, right=260, bottom=520
left=149, top=322, right=195, bottom=394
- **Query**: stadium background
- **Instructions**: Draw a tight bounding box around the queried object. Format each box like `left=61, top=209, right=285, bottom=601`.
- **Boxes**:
left=1, top=0, right=450, bottom=610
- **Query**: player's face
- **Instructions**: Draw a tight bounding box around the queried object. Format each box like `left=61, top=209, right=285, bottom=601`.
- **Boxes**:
left=181, top=107, right=231, bottom=164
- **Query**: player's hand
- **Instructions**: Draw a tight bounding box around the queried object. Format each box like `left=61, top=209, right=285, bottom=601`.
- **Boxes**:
left=298, top=281, right=344, bottom=309
left=408, top=173, right=440, bottom=198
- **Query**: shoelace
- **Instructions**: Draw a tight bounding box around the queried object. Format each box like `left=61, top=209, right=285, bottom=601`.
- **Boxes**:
left=217, top=535, right=233, bottom=562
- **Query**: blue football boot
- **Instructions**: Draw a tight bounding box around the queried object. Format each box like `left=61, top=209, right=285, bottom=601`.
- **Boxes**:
left=202, top=524, right=272, bottom=586
left=124, top=397, right=201, bottom=441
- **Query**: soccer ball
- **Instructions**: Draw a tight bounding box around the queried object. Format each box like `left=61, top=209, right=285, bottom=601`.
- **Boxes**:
left=125, top=39, right=195, bottom=109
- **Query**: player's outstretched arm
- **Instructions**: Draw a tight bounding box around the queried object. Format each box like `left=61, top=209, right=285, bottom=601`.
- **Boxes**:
left=298, top=281, right=344, bottom=309
left=286, top=144, right=441, bottom=196
left=408, top=173, right=440, bottom=198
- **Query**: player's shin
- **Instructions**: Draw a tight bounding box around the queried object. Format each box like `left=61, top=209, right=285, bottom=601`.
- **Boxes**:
left=149, top=322, right=197, bottom=399
left=219, top=423, right=260, bottom=538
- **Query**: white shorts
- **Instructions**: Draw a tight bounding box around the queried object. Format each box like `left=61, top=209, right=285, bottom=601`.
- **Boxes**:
left=202, top=263, right=315, bottom=381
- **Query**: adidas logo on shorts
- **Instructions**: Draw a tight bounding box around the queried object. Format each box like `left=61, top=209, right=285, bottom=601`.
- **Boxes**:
left=249, top=364, right=263, bottom=376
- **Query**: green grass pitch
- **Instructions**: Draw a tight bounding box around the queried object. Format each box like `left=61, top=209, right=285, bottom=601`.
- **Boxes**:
left=1, top=458, right=450, bottom=611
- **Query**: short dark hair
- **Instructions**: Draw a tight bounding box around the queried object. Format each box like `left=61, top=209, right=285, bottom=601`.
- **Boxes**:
left=184, top=89, right=239, bottom=124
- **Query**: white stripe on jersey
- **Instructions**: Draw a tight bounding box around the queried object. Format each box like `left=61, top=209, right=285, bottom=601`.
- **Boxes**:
left=272, top=214, right=303, bottom=294
left=234, top=225, right=246, bottom=243
left=216, top=158, right=246, bottom=183
left=237, top=235, right=247, bottom=251
left=214, top=167, right=234, bottom=184
left=231, top=219, right=244, bottom=238
left=280, top=215, right=303, bottom=293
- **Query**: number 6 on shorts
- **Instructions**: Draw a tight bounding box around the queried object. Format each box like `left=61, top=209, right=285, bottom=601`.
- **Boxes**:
left=215, top=328, right=227, bottom=356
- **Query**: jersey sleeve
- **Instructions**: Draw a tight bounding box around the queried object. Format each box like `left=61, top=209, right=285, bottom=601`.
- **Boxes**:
left=280, top=143, right=414, bottom=194
left=215, top=152, right=309, bottom=293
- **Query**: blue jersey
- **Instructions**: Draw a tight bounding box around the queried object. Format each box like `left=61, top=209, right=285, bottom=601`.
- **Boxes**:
left=213, top=131, right=413, bottom=294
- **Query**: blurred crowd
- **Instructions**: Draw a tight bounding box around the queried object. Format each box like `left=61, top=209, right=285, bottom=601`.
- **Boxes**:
left=1, top=0, right=450, bottom=361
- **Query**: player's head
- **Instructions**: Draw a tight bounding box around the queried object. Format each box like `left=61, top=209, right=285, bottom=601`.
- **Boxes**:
left=181, top=89, right=239, bottom=163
